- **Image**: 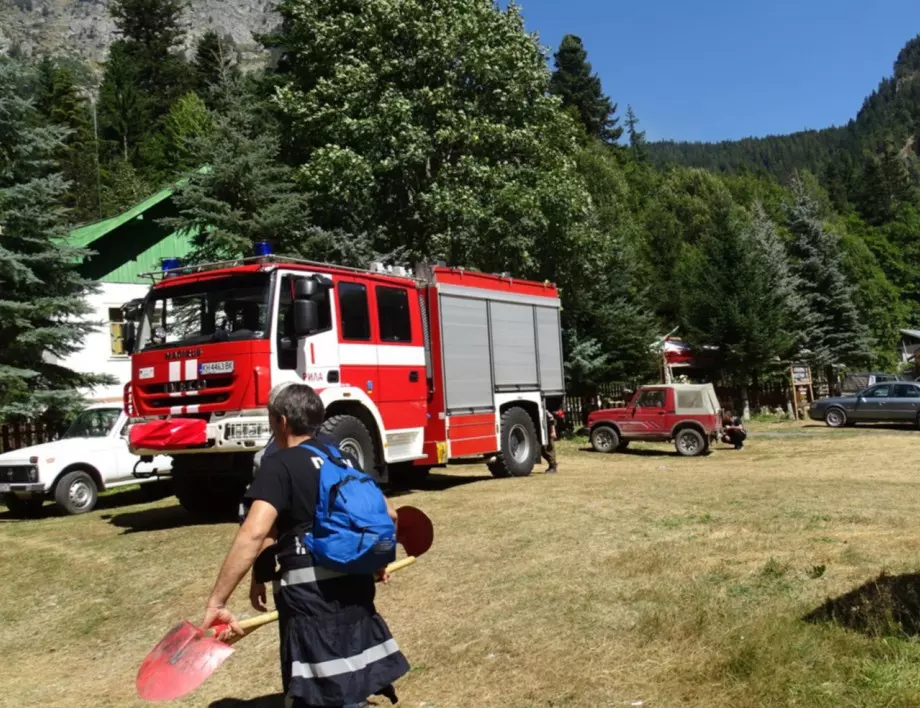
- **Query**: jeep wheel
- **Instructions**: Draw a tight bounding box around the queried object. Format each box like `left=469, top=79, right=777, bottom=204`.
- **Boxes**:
left=825, top=408, right=846, bottom=428
left=590, top=425, right=620, bottom=454
left=2, top=493, right=44, bottom=519
left=675, top=428, right=706, bottom=457
left=54, top=470, right=98, bottom=515
left=489, top=407, right=538, bottom=478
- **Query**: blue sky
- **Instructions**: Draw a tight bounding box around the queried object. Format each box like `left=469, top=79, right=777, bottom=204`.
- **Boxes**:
left=506, top=0, right=920, bottom=143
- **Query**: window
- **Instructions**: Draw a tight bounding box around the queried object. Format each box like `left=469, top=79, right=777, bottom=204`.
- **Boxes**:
left=109, top=308, right=126, bottom=356
left=636, top=390, right=666, bottom=408
left=276, top=276, right=333, bottom=370
left=676, top=389, right=704, bottom=410
left=868, top=385, right=891, bottom=398
left=338, top=282, right=371, bottom=341
left=894, top=384, right=920, bottom=398
left=63, top=408, right=121, bottom=439
left=376, top=286, right=412, bottom=343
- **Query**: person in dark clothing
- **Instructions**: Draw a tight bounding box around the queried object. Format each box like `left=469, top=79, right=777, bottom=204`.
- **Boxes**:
left=541, top=408, right=558, bottom=474
left=721, top=410, right=747, bottom=450
left=203, top=384, right=409, bottom=708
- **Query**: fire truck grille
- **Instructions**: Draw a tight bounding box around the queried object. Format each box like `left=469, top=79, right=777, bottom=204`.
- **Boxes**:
left=142, top=376, right=234, bottom=395
left=146, top=392, right=232, bottom=409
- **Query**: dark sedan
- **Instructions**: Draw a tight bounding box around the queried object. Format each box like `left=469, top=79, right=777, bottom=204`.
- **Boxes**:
left=809, top=382, right=920, bottom=428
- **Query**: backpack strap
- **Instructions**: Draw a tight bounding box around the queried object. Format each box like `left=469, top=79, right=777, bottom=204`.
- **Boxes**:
left=299, top=439, right=354, bottom=469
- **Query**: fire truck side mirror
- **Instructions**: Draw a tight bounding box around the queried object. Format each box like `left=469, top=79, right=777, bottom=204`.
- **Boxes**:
left=124, top=321, right=137, bottom=354
left=293, top=300, right=319, bottom=338
left=294, top=279, right=317, bottom=300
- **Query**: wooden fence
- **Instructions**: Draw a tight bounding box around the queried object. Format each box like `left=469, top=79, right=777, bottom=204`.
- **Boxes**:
left=0, top=422, right=62, bottom=454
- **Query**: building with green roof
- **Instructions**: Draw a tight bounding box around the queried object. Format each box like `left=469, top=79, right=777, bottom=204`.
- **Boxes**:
left=53, top=186, right=198, bottom=402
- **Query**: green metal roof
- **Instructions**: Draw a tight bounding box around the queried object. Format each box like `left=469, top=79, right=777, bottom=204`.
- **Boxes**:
left=66, top=185, right=198, bottom=284
left=67, top=185, right=176, bottom=249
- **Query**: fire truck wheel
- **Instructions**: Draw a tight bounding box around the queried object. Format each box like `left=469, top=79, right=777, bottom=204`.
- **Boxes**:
left=489, top=407, right=538, bottom=478
left=320, top=415, right=377, bottom=476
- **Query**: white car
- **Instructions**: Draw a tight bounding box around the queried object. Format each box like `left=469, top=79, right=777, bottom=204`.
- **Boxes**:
left=0, top=404, right=172, bottom=517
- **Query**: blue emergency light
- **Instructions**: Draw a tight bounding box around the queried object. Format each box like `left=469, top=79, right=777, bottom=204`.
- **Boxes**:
left=253, top=241, right=273, bottom=257
left=161, top=257, right=182, bottom=272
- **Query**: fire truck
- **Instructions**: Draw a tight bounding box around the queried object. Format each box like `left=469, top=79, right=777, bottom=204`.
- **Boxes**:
left=124, top=251, right=565, bottom=517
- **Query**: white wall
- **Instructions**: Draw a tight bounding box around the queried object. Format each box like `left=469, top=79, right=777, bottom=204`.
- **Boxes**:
left=47, top=283, right=150, bottom=403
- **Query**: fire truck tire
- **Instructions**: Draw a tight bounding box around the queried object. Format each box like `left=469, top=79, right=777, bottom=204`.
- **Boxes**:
left=489, top=407, right=538, bottom=478
left=320, top=415, right=377, bottom=475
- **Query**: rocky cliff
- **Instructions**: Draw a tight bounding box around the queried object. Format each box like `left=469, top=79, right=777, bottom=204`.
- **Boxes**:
left=0, top=0, right=279, bottom=70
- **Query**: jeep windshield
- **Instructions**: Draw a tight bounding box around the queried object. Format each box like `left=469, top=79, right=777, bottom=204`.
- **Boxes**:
left=137, top=273, right=272, bottom=352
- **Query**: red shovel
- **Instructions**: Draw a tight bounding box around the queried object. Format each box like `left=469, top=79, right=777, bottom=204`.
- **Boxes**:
left=136, top=506, right=433, bottom=702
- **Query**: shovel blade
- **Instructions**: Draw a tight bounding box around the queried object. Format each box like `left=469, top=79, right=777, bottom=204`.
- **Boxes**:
left=396, top=506, right=433, bottom=558
left=136, top=620, right=235, bottom=702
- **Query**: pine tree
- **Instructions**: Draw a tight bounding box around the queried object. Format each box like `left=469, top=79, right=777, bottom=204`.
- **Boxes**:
left=33, top=57, right=100, bottom=222
left=625, top=105, right=647, bottom=162
left=0, top=59, right=113, bottom=421
left=194, top=31, right=239, bottom=100
left=679, top=204, right=801, bottom=408
left=162, top=76, right=371, bottom=265
left=108, top=0, right=191, bottom=117
left=784, top=174, right=873, bottom=375
left=98, top=41, right=148, bottom=163
left=549, top=35, right=622, bottom=144
left=162, top=91, right=212, bottom=173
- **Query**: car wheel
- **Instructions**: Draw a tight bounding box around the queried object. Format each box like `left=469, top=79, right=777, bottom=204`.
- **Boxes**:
left=675, top=428, right=706, bottom=457
left=590, top=425, right=620, bottom=453
left=54, top=470, right=98, bottom=515
left=825, top=408, right=846, bottom=428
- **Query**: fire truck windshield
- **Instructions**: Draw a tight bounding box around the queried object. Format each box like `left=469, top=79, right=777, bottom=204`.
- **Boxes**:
left=136, top=273, right=272, bottom=351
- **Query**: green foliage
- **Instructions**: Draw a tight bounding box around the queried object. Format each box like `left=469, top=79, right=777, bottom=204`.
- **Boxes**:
left=33, top=57, right=100, bottom=222
left=679, top=204, right=801, bottom=385
left=194, top=31, right=239, bottom=100
left=162, top=91, right=212, bottom=172
left=625, top=105, right=646, bottom=162
left=0, top=59, right=113, bottom=420
left=784, top=175, right=873, bottom=371
left=271, top=0, right=589, bottom=276
left=163, top=76, right=372, bottom=266
left=549, top=35, right=622, bottom=144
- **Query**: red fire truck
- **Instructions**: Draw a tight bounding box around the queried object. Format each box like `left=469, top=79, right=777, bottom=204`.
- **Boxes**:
left=124, top=254, right=565, bottom=517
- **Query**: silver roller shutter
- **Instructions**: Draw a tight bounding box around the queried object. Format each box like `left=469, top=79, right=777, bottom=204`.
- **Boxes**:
left=535, top=306, right=564, bottom=393
left=490, top=301, right=538, bottom=389
left=439, top=295, right=494, bottom=411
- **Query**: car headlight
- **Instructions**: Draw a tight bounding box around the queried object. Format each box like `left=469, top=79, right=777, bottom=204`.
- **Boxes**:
left=27, top=466, right=38, bottom=482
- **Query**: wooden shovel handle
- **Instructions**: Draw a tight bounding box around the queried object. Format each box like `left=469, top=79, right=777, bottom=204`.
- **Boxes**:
left=210, top=556, right=418, bottom=644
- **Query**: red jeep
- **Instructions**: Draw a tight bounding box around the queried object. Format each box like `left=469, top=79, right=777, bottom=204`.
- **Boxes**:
left=587, top=384, right=723, bottom=457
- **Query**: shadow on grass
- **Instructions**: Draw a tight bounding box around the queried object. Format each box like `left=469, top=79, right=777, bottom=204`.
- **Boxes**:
left=578, top=446, right=678, bottom=458
left=103, top=503, right=231, bottom=534
left=803, top=571, right=920, bottom=637
left=209, top=695, right=284, bottom=708
left=0, top=481, right=174, bottom=522
left=387, top=472, right=493, bottom=496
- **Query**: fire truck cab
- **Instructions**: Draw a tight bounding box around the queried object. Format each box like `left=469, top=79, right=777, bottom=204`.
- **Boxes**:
left=125, top=254, right=565, bottom=517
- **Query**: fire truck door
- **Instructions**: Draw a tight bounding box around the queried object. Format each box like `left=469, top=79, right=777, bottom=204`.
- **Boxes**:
left=373, top=284, right=428, bottom=441
left=335, top=278, right=380, bottom=403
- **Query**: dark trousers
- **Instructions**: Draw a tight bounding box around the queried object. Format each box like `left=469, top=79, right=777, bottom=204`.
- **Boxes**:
left=541, top=442, right=557, bottom=469
left=722, top=429, right=747, bottom=448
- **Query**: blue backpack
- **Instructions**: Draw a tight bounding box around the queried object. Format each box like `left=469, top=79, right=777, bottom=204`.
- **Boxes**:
left=300, top=440, right=397, bottom=574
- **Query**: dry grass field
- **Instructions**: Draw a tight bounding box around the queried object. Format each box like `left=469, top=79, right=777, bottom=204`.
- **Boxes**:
left=5, top=421, right=920, bottom=707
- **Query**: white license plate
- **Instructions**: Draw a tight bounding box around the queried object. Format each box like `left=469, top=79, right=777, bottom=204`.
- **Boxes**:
left=199, top=361, right=234, bottom=376
left=0, top=484, right=10, bottom=492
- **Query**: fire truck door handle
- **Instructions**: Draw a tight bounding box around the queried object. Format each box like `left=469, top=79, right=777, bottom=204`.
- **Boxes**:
left=409, top=371, right=419, bottom=383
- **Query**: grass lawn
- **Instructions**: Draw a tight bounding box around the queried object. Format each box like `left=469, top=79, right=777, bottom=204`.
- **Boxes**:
left=4, top=421, right=920, bottom=707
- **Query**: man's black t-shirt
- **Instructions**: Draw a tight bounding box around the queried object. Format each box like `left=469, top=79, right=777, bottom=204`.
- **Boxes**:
left=243, top=443, right=320, bottom=537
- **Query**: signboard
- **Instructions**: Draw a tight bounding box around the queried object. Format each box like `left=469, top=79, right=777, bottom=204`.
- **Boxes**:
left=791, top=364, right=812, bottom=385
left=789, top=364, right=814, bottom=420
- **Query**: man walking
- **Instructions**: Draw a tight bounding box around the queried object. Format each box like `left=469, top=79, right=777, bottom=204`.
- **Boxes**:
left=202, top=383, right=409, bottom=707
